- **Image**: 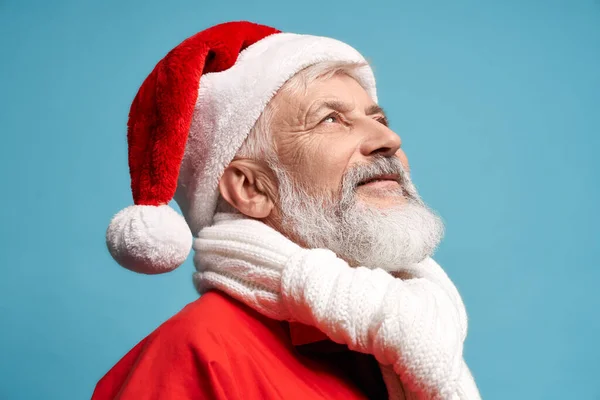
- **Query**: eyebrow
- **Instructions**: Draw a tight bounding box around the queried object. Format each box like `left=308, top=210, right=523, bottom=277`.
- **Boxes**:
left=309, top=100, right=354, bottom=115
left=366, top=104, right=385, bottom=117
left=366, top=104, right=389, bottom=126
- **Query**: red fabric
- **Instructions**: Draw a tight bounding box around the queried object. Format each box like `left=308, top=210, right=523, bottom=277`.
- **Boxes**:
left=289, top=322, right=328, bottom=346
left=92, top=291, right=383, bottom=400
left=127, top=21, right=280, bottom=206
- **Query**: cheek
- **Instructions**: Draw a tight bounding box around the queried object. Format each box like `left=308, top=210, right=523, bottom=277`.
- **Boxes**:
left=298, top=139, right=356, bottom=189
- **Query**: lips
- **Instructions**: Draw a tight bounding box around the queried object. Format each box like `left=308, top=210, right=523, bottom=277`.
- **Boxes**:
left=357, top=174, right=401, bottom=187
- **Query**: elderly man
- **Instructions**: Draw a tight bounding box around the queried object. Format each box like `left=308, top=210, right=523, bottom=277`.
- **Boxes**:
left=94, top=21, right=480, bottom=399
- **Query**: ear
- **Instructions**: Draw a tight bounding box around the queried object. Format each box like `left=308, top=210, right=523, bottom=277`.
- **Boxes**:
left=218, top=159, right=277, bottom=219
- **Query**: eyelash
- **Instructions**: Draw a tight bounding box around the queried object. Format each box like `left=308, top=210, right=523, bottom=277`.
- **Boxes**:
left=375, top=116, right=389, bottom=127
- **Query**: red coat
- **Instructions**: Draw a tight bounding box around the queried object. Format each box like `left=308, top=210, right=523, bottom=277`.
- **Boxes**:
left=92, top=290, right=387, bottom=399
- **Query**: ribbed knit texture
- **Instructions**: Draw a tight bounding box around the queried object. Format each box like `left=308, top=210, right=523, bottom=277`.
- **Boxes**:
left=193, top=213, right=481, bottom=400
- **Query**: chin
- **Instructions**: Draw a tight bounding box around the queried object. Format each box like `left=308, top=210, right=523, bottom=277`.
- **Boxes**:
left=357, top=191, right=407, bottom=208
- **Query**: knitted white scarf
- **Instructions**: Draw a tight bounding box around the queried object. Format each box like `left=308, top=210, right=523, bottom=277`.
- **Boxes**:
left=194, top=213, right=481, bottom=400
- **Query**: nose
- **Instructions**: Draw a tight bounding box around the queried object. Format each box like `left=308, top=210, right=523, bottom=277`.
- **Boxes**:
left=359, top=120, right=402, bottom=158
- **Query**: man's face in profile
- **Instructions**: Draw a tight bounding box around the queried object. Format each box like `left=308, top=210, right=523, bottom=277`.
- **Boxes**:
left=266, top=72, right=445, bottom=270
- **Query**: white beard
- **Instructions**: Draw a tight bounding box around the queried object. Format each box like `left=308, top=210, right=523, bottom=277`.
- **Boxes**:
left=273, top=156, right=445, bottom=271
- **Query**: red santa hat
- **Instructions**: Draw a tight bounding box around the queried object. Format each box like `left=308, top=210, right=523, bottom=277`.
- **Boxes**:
left=106, top=21, right=377, bottom=274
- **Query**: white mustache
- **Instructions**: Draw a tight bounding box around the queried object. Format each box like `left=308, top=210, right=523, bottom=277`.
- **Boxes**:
left=342, top=156, right=408, bottom=189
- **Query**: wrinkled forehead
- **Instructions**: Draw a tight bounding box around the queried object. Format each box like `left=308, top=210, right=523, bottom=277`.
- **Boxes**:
left=273, top=72, right=378, bottom=124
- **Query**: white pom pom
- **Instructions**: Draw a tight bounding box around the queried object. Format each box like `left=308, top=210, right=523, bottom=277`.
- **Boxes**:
left=106, top=205, right=192, bottom=274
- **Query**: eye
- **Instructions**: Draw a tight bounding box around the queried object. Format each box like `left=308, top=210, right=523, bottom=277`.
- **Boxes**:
left=321, top=112, right=341, bottom=124
left=374, top=116, right=389, bottom=127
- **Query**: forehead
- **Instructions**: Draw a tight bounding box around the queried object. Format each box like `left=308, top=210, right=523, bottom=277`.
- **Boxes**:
left=276, top=74, right=376, bottom=116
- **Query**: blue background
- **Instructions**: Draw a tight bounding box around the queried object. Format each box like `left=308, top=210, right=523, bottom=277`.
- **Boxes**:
left=1, top=0, right=598, bottom=399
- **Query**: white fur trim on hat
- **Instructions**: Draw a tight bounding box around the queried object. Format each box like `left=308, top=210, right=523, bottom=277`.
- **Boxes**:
left=106, top=205, right=192, bottom=274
